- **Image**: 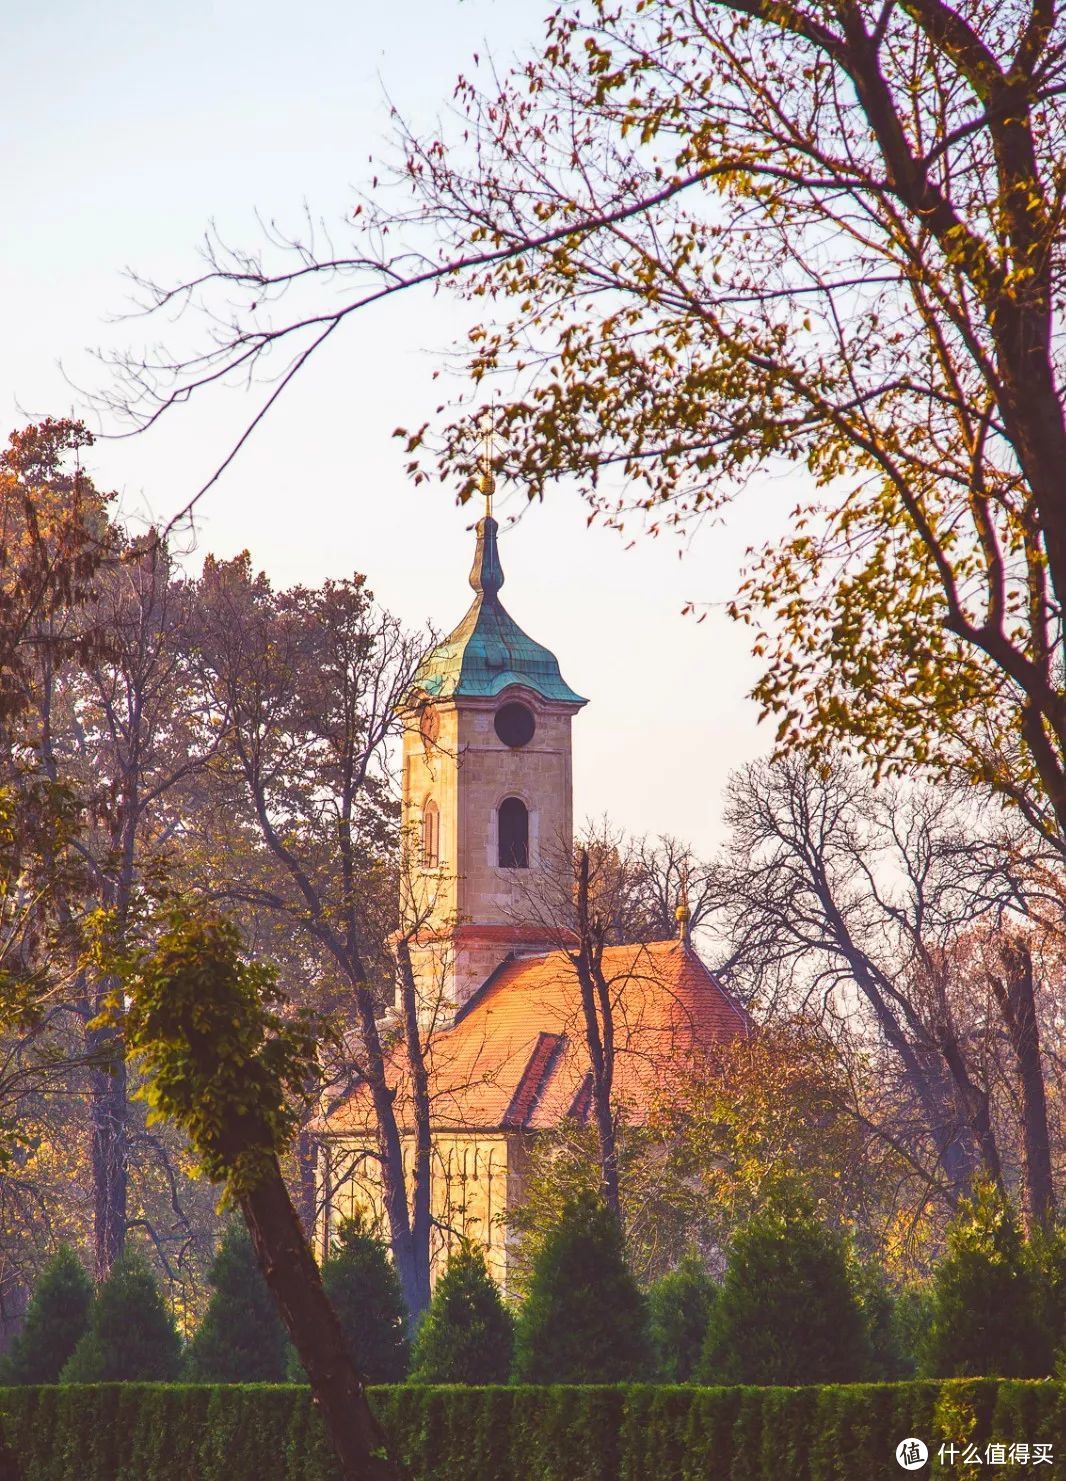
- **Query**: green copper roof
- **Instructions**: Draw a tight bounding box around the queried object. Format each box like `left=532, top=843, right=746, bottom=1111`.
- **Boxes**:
left=411, top=515, right=587, bottom=706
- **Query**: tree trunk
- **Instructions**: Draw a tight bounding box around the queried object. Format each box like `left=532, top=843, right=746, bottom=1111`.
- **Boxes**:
left=988, top=940, right=1056, bottom=1232
left=395, top=936, right=434, bottom=1318
left=574, top=849, right=622, bottom=1224
left=355, top=1024, right=421, bottom=1322
left=239, top=1156, right=399, bottom=1481
left=296, top=1126, right=318, bottom=1239
left=936, top=1026, right=1004, bottom=1195
left=826, top=926, right=975, bottom=1202
left=89, top=1026, right=127, bottom=1279
left=935, top=1114, right=981, bottom=1203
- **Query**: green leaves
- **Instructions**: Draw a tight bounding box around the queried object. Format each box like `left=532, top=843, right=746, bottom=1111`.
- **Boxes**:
left=316, top=1219, right=410, bottom=1385
left=184, top=1221, right=290, bottom=1382
left=699, top=1191, right=870, bottom=1386
left=61, top=1250, right=181, bottom=1383
left=115, top=904, right=321, bottom=1192
left=646, top=1253, right=718, bottom=1382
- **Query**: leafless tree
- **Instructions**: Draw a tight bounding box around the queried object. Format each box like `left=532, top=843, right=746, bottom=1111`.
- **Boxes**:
left=720, top=755, right=1063, bottom=1225
left=187, top=552, right=439, bottom=1314
left=28, top=532, right=220, bottom=1277
left=507, top=823, right=717, bottom=1225
left=577, top=826, right=721, bottom=946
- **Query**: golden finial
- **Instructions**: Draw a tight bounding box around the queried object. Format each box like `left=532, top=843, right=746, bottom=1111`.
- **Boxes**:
left=676, top=865, right=692, bottom=944
left=477, top=409, right=496, bottom=518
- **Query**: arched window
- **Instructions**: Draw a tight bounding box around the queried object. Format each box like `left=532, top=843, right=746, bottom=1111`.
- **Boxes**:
left=421, top=799, right=440, bottom=869
left=498, top=797, right=529, bottom=869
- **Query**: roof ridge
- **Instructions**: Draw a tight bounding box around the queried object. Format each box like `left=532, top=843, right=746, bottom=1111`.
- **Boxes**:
left=451, top=950, right=520, bottom=1026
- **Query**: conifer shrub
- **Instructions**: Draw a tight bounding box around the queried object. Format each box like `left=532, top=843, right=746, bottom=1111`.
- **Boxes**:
left=60, top=1249, right=182, bottom=1382
left=878, top=1284, right=933, bottom=1380
left=512, top=1191, right=650, bottom=1384
left=922, top=1181, right=1051, bottom=1378
left=287, top=1217, right=409, bottom=1384
left=322, top=1218, right=409, bottom=1383
left=646, top=1253, right=717, bottom=1382
left=0, top=1245, right=92, bottom=1384
left=1, top=1379, right=1066, bottom=1480
left=410, top=1243, right=513, bottom=1384
left=698, top=1191, right=868, bottom=1385
left=184, top=1220, right=289, bottom=1382
left=1030, top=1221, right=1066, bottom=1366
left=851, top=1264, right=923, bottom=1380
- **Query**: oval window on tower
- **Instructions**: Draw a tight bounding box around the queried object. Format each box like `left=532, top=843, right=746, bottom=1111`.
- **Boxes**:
left=494, top=701, right=535, bottom=748
left=498, top=797, right=529, bottom=868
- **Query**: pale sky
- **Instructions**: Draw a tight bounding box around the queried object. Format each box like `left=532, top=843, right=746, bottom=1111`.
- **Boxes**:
left=2, top=0, right=793, bottom=857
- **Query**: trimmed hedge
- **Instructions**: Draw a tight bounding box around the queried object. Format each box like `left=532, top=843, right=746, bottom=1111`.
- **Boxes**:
left=0, top=1380, right=1065, bottom=1480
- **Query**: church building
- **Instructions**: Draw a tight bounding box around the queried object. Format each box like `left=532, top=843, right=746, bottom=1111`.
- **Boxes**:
left=316, top=491, right=748, bottom=1290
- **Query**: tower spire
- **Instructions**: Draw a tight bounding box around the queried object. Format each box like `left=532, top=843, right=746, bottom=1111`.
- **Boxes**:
left=408, top=401, right=585, bottom=705
left=477, top=408, right=496, bottom=519
left=675, top=866, right=692, bottom=946
left=469, top=507, right=504, bottom=598
left=469, top=409, right=504, bottom=597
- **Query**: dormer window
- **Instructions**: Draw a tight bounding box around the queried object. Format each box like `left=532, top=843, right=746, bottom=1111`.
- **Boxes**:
left=422, top=799, right=440, bottom=869
left=498, top=797, right=529, bottom=869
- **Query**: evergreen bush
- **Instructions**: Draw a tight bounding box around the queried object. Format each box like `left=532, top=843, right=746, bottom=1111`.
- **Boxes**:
left=699, top=1191, right=868, bottom=1385
left=512, top=1191, right=649, bottom=1383
left=922, top=1181, right=1051, bottom=1378
left=880, top=1284, right=933, bottom=1380
left=61, top=1249, right=182, bottom=1382
left=323, top=1218, right=409, bottom=1383
left=0, top=1378, right=1064, bottom=1481
left=410, top=1243, right=512, bottom=1384
left=184, top=1221, right=289, bottom=1382
left=287, top=1218, right=409, bottom=1384
left=1031, top=1221, right=1066, bottom=1366
left=0, top=1245, right=92, bottom=1385
left=646, top=1253, right=717, bottom=1382
left=852, top=1264, right=922, bottom=1380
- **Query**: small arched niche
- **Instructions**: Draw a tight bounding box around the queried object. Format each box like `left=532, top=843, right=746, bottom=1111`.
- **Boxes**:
left=421, top=798, right=440, bottom=869
left=497, top=796, right=529, bottom=869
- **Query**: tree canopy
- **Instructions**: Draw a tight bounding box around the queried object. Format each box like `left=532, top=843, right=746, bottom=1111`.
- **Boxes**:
left=922, top=1181, right=1052, bottom=1378
left=110, top=904, right=396, bottom=1481
left=61, top=1249, right=181, bottom=1383
left=315, top=1220, right=410, bottom=1385
left=183, top=1221, right=289, bottom=1383
left=104, top=0, right=1066, bottom=851
left=647, top=1254, right=718, bottom=1383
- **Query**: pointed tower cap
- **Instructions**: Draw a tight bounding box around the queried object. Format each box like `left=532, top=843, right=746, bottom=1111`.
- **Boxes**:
left=409, top=513, right=586, bottom=706
left=469, top=514, right=504, bottom=598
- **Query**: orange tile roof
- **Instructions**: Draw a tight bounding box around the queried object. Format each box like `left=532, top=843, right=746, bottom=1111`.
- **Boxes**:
left=323, top=939, right=749, bottom=1137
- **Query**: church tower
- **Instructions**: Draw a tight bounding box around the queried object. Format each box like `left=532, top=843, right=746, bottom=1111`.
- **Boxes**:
left=399, top=498, right=586, bottom=1024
